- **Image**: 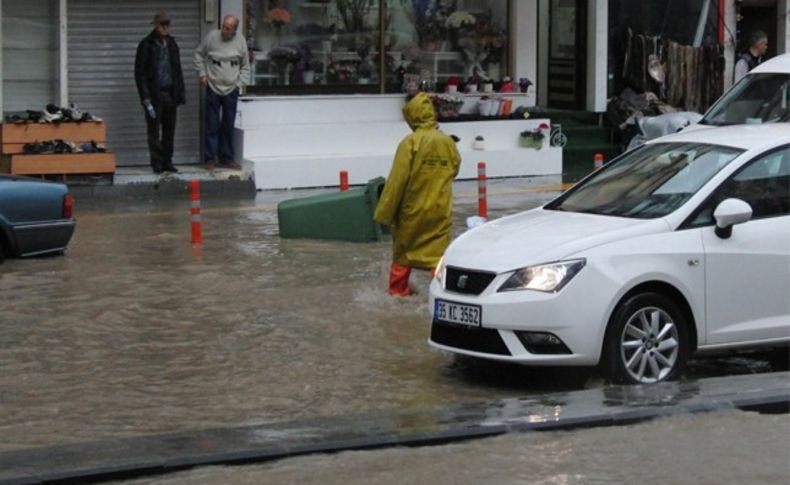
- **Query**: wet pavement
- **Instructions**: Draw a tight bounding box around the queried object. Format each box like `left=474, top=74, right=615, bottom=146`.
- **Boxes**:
left=1, top=372, right=787, bottom=483
left=121, top=409, right=790, bottom=485
left=0, top=176, right=787, bottom=483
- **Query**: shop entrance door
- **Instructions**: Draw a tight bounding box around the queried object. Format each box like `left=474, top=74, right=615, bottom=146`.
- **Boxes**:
left=547, top=0, right=587, bottom=109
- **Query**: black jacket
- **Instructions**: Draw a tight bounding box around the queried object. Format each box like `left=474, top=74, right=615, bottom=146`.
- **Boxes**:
left=134, top=30, right=186, bottom=105
left=738, top=51, right=763, bottom=72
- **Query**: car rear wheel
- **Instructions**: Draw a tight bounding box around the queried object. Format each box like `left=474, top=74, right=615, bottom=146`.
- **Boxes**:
left=605, top=292, right=689, bottom=384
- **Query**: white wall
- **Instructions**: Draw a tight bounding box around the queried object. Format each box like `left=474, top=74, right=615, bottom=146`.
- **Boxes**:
left=780, top=0, right=789, bottom=53
left=586, top=0, right=607, bottom=112
left=512, top=0, right=538, bottom=98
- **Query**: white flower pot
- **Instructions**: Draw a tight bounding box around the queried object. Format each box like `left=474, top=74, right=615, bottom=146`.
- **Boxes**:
left=302, top=70, right=315, bottom=84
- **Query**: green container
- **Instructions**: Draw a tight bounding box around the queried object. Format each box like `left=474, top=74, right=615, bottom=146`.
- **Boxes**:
left=277, top=177, right=386, bottom=242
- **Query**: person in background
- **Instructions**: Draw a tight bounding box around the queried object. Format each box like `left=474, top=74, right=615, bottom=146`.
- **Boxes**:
left=374, top=92, right=461, bottom=297
left=194, top=13, right=250, bottom=170
left=134, top=10, right=186, bottom=174
left=734, top=30, right=768, bottom=83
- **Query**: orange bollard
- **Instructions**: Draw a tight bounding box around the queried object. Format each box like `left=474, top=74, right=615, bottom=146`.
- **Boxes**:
left=594, top=152, right=604, bottom=171
left=340, top=170, right=349, bottom=191
left=190, top=179, right=202, bottom=244
left=477, top=162, right=488, bottom=219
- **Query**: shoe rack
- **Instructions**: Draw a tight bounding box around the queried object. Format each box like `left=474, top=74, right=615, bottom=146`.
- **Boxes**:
left=0, top=121, right=116, bottom=177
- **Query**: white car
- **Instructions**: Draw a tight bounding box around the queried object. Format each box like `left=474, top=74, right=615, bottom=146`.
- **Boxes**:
left=429, top=125, right=789, bottom=384
left=696, top=53, right=790, bottom=126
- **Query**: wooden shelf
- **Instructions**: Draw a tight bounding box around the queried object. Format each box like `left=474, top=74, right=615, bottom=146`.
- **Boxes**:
left=0, top=121, right=115, bottom=175
left=1, top=152, right=116, bottom=175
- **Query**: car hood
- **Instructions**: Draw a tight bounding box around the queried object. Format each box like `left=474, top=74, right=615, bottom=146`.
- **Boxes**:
left=444, top=209, right=671, bottom=273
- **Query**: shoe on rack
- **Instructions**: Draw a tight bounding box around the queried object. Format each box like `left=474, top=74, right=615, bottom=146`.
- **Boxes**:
left=221, top=160, right=242, bottom=170
left=204, top=160, right=217, bottom=171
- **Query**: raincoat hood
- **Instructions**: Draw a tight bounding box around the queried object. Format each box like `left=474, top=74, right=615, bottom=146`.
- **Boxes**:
left=402, top=92, right=437, bottom=131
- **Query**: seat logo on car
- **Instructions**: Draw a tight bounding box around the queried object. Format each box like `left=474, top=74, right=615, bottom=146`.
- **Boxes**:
left=457, top=274, right=468, bottom=289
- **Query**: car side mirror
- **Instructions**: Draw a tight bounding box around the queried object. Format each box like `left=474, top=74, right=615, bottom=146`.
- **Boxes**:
left=713, top=198, right=753, bottom=239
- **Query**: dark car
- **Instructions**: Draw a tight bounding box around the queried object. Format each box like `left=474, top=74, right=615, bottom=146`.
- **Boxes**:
left=0, top=174, right=75, bottom=263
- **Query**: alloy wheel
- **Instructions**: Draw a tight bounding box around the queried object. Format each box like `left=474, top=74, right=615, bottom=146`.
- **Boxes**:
left=619, top=306, right=680, bottom=384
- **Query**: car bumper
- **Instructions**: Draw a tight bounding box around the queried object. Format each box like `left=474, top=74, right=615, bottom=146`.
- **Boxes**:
left=428, top=265, right=619, bottom=366
left=13, top=219, right=76, bottom=256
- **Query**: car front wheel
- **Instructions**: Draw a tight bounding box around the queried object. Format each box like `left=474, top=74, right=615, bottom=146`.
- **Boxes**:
left=605, top=292, right=689, bottom=384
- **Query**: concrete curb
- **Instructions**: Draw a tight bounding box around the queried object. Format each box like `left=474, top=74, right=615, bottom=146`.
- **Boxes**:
left=0, top=372, right=787, bottom=484
left=69, top=178, right=257, bottom=199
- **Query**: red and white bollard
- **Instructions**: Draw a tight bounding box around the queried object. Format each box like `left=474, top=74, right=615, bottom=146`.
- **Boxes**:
left=477, top=161, right=488, bottom=219
left=190, top=179, right=202, bottom=244
left=339, top=170, right=349, bottom=191
left=594, top=152, right=604, bottom=171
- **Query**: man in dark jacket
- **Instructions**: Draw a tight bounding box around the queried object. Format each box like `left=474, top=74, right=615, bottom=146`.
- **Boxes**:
left=734, top=30, right=768, bottom=83
left=134, top=10, right=186, bottom=174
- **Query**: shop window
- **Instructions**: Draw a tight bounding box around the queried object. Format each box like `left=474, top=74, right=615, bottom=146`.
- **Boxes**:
left=246, top=0, right=509, bottom=95
left=2, top=0, right=60, bottom=112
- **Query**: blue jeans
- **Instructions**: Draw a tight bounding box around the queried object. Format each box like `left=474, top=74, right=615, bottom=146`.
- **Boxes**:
left=204, top=87, right=239, bottom=164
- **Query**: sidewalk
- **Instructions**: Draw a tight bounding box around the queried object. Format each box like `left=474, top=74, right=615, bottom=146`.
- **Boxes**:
left=68, top=164, right=257, bottom=199
left=67, top=165, right=571, bottom=200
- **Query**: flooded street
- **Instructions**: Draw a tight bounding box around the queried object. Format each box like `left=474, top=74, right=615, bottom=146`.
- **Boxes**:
left=0, top=178, right=786, bottom=474
left=0, top=179, right=572, bottom=451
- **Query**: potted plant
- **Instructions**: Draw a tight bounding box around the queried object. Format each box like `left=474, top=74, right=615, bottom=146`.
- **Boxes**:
left=268, top=45, right=300, bottom=84
left=519, top=125, right=547, bottom=149
left=293, top=44, right=321, bottom=84
left=265, top=7, right=292, bottom=45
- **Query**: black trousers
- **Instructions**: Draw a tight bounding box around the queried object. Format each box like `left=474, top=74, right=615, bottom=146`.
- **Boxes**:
left=145, top=91, right=178, bottom=170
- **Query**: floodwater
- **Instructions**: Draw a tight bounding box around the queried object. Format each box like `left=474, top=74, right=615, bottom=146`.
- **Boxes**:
left=0, top=178, right=784, bottom=455
left=122, top=410, right=790, bottom=485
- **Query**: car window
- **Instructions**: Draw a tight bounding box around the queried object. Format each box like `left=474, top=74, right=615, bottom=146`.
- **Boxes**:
left=701, top=73, right=790, bottom=125
left=545, top=143, right=743, bottom=219
left=686, top=146, right=790, bottom=227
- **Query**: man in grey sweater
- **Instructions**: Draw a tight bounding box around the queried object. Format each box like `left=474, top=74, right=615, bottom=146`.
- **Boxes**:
left=194, top=14, right=250, bottom=170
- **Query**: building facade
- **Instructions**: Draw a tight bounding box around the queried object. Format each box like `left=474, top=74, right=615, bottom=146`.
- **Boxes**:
left=0, top=0, right=787, bottom=176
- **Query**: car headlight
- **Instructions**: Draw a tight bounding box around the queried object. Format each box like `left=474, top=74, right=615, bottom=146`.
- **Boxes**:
left=433, top=256, right=445, bottom=286
left=498, top=259, right=586, bottom=293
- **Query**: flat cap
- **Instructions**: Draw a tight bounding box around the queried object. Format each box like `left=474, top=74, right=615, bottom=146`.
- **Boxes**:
left=152, top=10, right=171, bottom=24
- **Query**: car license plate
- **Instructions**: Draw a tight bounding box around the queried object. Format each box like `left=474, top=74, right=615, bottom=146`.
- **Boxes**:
left=434, top=299, right=482, bottom=327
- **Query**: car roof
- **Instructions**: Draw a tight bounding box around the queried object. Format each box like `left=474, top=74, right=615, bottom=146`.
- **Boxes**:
left=750, top=53, right=790, bottom=74
left=647, top=124, right=790, bottom=151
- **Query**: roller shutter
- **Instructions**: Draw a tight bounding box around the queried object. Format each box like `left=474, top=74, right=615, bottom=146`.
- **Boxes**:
left=68, top=0, right=201, bottom=166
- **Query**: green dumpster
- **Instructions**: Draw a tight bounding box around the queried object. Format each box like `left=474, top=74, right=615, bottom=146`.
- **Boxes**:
left=277, top=177, right=386, bottom=242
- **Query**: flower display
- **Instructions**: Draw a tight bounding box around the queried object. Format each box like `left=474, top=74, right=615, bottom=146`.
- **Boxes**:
left=406, top=0, right=456, bottom=48
left=430, top=94, right=464, bottom=119
left=268, top=45, right=300, bottom=67
left=446, top=11, right=476, bottom=30
left=265, top=8, right=291, bottom=27
left=327, top=58, right=357, bottom=83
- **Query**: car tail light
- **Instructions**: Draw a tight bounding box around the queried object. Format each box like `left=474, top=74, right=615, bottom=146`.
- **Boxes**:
left=63, top=194, right=74, bottom=219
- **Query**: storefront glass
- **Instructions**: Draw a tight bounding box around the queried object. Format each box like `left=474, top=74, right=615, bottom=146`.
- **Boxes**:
left=247, top=0, right=509, bottom=94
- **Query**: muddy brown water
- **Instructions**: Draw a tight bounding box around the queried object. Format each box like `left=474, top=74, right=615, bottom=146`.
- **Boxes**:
left=0, top=180, right=783, bottom=453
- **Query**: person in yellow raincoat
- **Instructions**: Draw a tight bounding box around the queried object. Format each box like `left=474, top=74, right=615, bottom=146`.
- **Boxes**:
left=374, top=92, right=461, bottom=296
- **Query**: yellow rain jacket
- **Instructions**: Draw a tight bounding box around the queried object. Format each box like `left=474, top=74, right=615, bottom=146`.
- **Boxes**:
left=374, top=92, right=461, bottom=269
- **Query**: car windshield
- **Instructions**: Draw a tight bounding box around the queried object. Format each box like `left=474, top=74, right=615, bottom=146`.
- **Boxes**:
left=700, top=73, right=790, bottom=125
left=545, top=143, right=744, bottom=218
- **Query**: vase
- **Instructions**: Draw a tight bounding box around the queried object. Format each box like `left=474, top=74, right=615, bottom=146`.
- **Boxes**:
left=302, top=70, right=315, bottom=84
left=280, top=65, right=290, bottom=85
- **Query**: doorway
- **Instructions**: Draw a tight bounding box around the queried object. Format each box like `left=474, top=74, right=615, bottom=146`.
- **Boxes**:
left=547, top=0, right=587, bottom=109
